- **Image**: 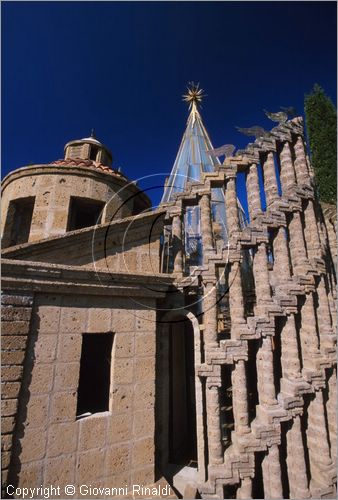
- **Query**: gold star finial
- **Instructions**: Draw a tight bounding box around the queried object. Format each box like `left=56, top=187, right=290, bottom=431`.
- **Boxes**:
left=182, top=82, right=205, bottom=110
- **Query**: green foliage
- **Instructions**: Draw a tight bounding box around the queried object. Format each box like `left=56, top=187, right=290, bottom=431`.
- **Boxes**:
left=304, top=84, right=337, bottom=204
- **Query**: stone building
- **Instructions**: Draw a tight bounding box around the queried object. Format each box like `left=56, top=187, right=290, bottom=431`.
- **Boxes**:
left=1, top=88, right=337, bottom=499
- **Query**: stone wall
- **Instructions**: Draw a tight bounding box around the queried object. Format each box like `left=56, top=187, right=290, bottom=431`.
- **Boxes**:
left=2, top=211, right=165, bottom=275
left=2, top=291, right=158, bottom=495
left=160, top=116, right=337, bottom=498
left=1, top=165, right=149, bottom=246
left=1, top=292, right=34, bottom=495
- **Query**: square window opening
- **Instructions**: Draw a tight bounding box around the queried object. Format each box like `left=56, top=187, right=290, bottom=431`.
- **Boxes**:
left=3, top=196, right=35, bottom=247
left=89, top=145, right=99, bottom=161
left=76, top=333, right=114, bottom=418
left=67, top=196, right=105, bottom=231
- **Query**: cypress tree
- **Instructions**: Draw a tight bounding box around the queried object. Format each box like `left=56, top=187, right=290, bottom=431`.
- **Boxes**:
left=304, top=84, right=337, bottom=204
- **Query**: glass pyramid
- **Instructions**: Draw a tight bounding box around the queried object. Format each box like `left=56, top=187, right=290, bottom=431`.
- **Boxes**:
left=161, top=87, right=246, bottom=270
left=161, top=102, right=221, bottom=203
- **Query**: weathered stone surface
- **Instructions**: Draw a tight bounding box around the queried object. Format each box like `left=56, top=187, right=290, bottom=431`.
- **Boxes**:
left=1, top=116, right=336, bottom=500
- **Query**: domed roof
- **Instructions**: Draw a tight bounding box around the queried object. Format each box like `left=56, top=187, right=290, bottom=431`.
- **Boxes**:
left=64, top=130, right=111, bottom=154
left=79, top=136, right=103, bottom=146
left=63, top=130, right=113, bottom=167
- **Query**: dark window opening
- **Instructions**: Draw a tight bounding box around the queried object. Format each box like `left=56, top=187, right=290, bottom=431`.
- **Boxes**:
left=223, top=484, right=238, bottom=499
left=252, top=451, right=265, bottom=499
left=273, top=318, right=283, bottom=395
left=257, top=162, right=267, bottom=211
left=280, top=422, right=290, bottom=499
left=220, top=365, right=234, bottom=450
left=68, top=197, right=105, bottom=231
left=247, top=340, right=259, bottom=423
left=89, top=145, right=99, bottom=161
left=3, top=196, right=35, bottom=247
left=300, top=396, right=312, bottom=483
left=168, top=320, right=197, bottom=466
left=77, top=333, right=114, bottom=417
left=273, top=152, right=283, bottom=196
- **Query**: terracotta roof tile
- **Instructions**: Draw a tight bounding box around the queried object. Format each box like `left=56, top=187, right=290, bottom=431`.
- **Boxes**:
left=49, top=158, right=127, bottom=179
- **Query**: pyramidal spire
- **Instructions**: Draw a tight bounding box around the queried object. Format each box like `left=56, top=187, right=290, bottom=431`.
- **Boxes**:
left=161, top=83, right=220, bottom=203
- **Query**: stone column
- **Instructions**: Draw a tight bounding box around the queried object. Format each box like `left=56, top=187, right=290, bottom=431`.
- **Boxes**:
left=232, top=360, right=250, bottom=434
left=225, top=176, right=239, bottom=234
left=307, top=391, right=332, bottom=484
left=316, top=275, right=335, bottom=353
left=206, top=382, right=223, bottom=465
left=281, top=314, right=301, bottom=379
left=325, top=219, right=337, bottom=264
left=288, top=211, right=308, bottom=275
left=257, top=337, right=276, bottom=406
left=328, top=289, right=337, bottom=336
left=279, top=141, right=297, bottom=193
left=172, top=214, right=183, bottom=274
left=316, top=275, right=332, bottom=330
left=236, top=477, right=252, bottom=499
left=326, top=369, right=337, bottom=461
left=303, top=200, right=322, bottom=260
left=306, top=152, right=316, bottom=183
left=271, top=227, right=291, bottom=285
left=262, top=444, right=283, bottom=499
left=262, top=151, right=279, bottom=207
left=293, top=136, right=311, bottom=186
left=286, top=416, right=310, bottom=498
left=199, top=194, right=214, bottom=252
left=299, top=292, right=320, bottom=369
left=203, top=281, right=218, bottom=348
left=246, top=163, right=262, bottom=220
left=253, top=243, right=271, bottom=315
left=229, top=261, right=245, bottom=335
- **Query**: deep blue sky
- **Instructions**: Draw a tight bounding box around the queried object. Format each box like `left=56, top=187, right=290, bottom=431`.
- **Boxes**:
left=2, top=1, right=337, bottom=208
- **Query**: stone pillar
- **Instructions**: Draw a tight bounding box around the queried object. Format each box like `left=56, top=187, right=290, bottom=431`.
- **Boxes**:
left=303, top=200, right=322, bottom=260
left=253, top=243, right=271, bottom=315
left=306, top=152, right=316, bottom=183
left=271, top=227, right=291, bottom=285
left=237, top=477, right=252, bottom=499
left=326, top=369, right=337, bottom=461
left=299, top=292, right=320, bottom=369
left=279, top=141, right=297, bottom=193
left=262, top=151, right=279, bottom=207
left=307, top=391, right=332, bottom=484
left=288, top=211, right=308, bottom=275
left=199, top=194, right=214, bottom=252
left=327, top=290, right=337, bottom=337
left=246, top=163, right=262, bottom=220
left=316, top=275, right=336, bottom=354
left=286, top=416, right=310, bottom=498
left=257, top=337, right=276, bottom=406
left=325, top=218, right=337, bottom=264
left=232, top=360, right=250, bottom=434
left=225, top=176, right=239, bottom=234
left=203, top=281, right=218, bottom=348
left=172, top=214, right=183, bottom=274
left=262, top=444, right=283, bottom=499
left=293, top=136, right=311, bottom=186
left=281, top=314, right=301, bottom=379
left=206, top=383, right=223, bottom=465
left=316, top=275, right=333, bottom=331
left=229, top=261, right=245, bottom=335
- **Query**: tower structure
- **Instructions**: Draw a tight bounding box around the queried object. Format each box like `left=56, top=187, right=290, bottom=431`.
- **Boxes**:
left=1, top=88, right=336, bottom=499
left=162, top=83, right=245, bottom=272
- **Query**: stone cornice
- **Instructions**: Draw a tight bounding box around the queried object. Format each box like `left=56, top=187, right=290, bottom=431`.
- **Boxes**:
left=1, top=258, right=174, bottom=297
left=2, top=209, right=166, bottom=261
left=1, top=164, right=151, bottom=208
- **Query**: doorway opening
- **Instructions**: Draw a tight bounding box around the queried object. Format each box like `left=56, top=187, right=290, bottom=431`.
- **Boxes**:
left=168, top=319, right=197, bottom=467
